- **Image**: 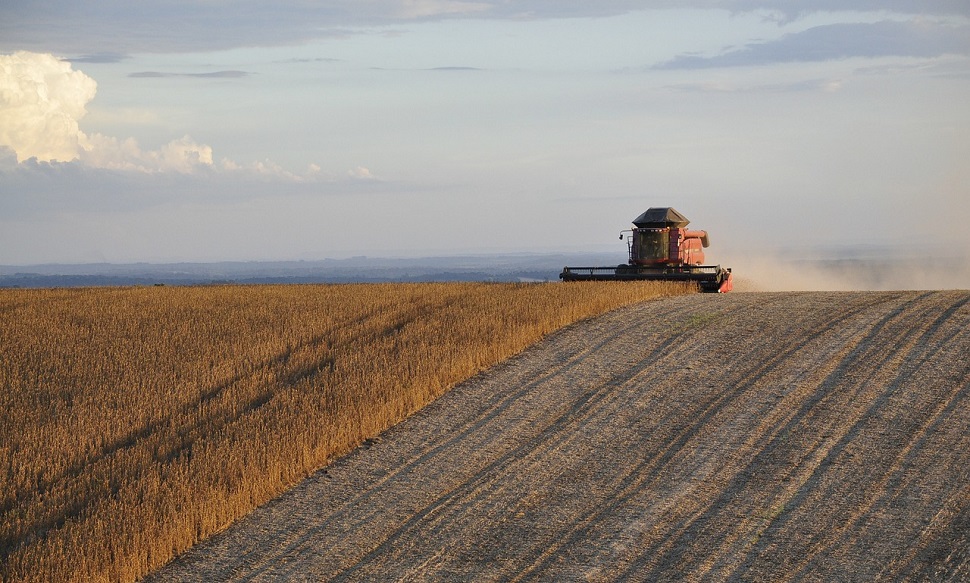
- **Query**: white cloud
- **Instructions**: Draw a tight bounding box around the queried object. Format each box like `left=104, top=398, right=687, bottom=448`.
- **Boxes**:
left=0, top=51, right=96, bottom=162
left=78, top=133, right=214, bottom=173
left=0, top=51, right=327, bottom=180
left=348, top=166, right=377, bottom=179
left=0, top=51, right=217, bottom=173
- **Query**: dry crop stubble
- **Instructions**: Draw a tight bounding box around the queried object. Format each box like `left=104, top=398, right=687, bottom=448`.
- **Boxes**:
left=138, top=290, right=968, bottom=582
left=0, top=281, right=688, bottom=583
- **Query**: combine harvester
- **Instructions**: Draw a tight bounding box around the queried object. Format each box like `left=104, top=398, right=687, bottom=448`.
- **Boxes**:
left=560, top=207, right=734, bottom=293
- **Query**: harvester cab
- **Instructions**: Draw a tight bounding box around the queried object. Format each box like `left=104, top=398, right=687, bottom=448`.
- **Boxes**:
left=560, top=207, right=734, bottom=293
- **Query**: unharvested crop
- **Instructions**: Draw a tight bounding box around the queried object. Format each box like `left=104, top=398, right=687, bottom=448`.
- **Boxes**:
left=0, top=281, right=688, bottom=583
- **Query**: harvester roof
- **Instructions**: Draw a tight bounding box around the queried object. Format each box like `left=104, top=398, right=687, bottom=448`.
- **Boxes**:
left=632, top=207, right=690, bottom=228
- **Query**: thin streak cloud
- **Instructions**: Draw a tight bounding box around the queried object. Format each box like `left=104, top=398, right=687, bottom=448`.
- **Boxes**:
left=666, top=78, right=844, bottom=93
left=67, top=52, right=131, bottom=64
left=656, top=20, right=970, bottom=69
left=128, top=70, right=250, bottom=79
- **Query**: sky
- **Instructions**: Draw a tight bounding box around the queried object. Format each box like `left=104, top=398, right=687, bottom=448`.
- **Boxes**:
left=1, top=1, right=969, bottom=269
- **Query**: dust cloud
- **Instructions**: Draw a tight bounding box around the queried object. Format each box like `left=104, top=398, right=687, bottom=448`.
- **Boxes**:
left=727, top=253, right=970, bottom=292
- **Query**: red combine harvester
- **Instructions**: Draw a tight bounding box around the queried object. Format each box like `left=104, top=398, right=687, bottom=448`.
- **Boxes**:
left=559, top=207, right=734, bottom=293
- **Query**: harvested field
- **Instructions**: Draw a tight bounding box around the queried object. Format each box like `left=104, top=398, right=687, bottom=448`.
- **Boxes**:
left=147, top=290, right=970, bottom=582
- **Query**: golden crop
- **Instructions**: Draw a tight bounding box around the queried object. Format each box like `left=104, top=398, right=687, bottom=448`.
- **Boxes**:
left=0, top=281, right=689, bottom=582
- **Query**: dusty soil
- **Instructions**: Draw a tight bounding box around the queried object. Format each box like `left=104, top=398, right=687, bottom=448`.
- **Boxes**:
left=145, top=291, right=970, bottom=582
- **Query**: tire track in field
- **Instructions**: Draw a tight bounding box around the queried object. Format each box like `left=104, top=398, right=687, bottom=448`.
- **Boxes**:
left=242, top=296, right=748, bottom=582
left=322, top=293, right=864, bottom=581
left=148, top=296, right=701, bottom=581
left=629, top=291, right=959, bottom=581
left=508, top=292, right=908, bottom=581
left=326, top=310, right=717, bottom=581
left=766, top=292, right=970, bottom=583
left=627, top=291, right=970, bottom=583
left=145, top=291, right=970, bottom=582
left=660, top=293, right=939, bottom=572
left=147, top=292, right=880, bottom=580
left=762, top=293, right=970, bottom=582
left=200, top=292, right=872, bottom=580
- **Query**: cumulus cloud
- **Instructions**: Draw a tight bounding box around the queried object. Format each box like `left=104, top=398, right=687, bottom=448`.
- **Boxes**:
left=348, top=166, right=377, bottom=179
left=0, top=51, right=326, bottom=179
left=0, top=52, right=216, bottom=172
left=78, top=133, right=215, bottom=173
left=0, top=51, right=96, bottom=162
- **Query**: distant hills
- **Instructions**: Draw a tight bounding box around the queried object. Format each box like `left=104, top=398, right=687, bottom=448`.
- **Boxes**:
left=0, top=253, right=624, bottom=288
left=3, top=247, right=966, bottom=290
